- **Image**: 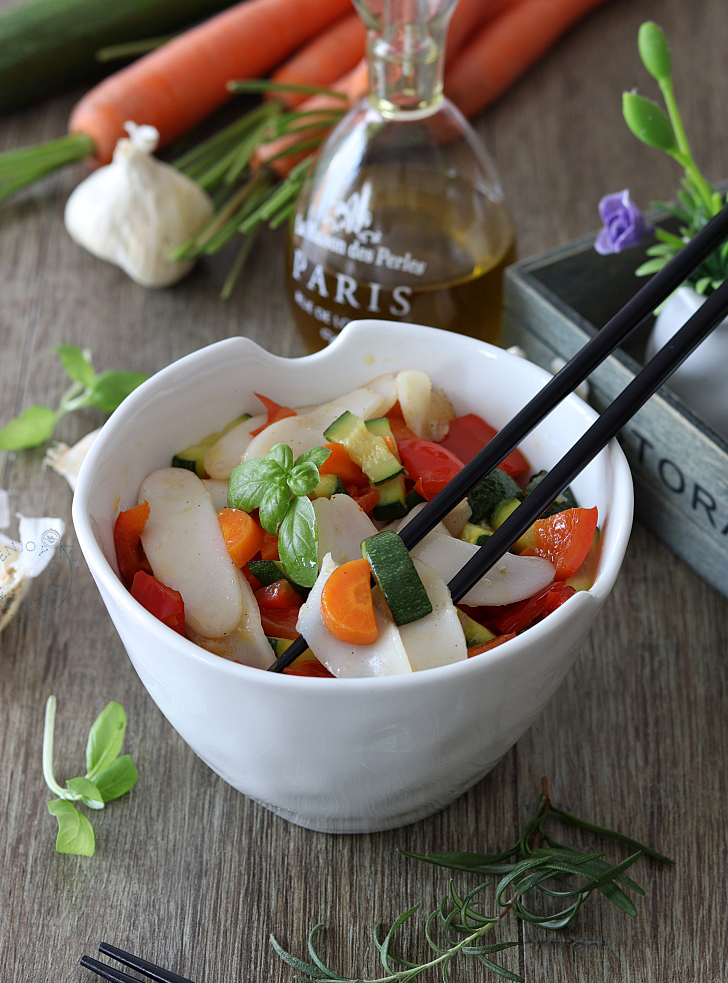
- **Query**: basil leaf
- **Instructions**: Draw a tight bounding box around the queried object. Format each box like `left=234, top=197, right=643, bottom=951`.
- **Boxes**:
left=228, top=458, right=271, bottom=511
left=288, top=461, right=320, bottom=497
left=0, top=405, right=57, bottom=450
left=66, top=776, right=105, bottom=810
left=53, top=344, right=96, bottom=389
left=268, top=443, right=294, bottom=473
left=295, top=446, right=331, bottom=470
left=47, top=799, right=95, bottom=856
left=278, top=495, right=319, bottom=588
left=258, top=478, right=291, bottom=534
left=93, top=755, right=139, bottom=803
left=85, top=701, right=126, bottom=779
left=87, top=370, right=147, bottom=414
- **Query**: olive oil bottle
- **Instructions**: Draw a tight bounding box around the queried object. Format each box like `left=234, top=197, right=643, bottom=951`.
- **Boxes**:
left=287, top=0, right=515, bottom=353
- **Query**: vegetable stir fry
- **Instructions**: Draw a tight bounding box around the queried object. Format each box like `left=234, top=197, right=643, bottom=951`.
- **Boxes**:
left=114, top=371, right=600, bottom=677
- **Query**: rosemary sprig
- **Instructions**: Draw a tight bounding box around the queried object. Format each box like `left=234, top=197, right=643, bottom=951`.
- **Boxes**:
left=169, top=79, right=348, bottom=297
left=271, top=779, right=671, bottom=983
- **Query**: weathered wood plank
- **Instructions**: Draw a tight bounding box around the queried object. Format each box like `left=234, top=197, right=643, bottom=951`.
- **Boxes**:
left=1, top=0, right=727, bottom=982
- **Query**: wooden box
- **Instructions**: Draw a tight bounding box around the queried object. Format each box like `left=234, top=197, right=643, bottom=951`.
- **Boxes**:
left=502, top=229, right=728, bottom=598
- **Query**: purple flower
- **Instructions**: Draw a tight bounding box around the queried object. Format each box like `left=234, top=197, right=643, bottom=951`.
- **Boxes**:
left=594, top=190, right=651, bottom=255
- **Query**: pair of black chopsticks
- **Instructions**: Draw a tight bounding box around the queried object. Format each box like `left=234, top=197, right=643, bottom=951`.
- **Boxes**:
left=269, top=205, right=728, bottom=673
left=81, top=943, right=195, bottom=983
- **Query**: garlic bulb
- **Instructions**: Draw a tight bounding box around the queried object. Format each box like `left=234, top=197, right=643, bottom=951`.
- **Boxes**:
left=64, top=122, right=214, bottom=288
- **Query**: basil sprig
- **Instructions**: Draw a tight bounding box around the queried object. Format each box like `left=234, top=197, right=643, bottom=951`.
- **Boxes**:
left=42, top=696, right=139, bottom=857
left=0, top=344, right=146, bottom=451
left=228, top=443, right=330, bottom=588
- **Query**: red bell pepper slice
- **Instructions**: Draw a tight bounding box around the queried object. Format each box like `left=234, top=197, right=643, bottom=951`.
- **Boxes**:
left=533, top=507, right=599, bottom=580
left=241, top=564, right=262, bottom=592
left=259, top=530, right=280, bottom=561
left=255, top=579, right=303, bottom=640
left=249, top=393, right=297, bottom=436
left=345, top=483, right=380, bottom=514
left=397, top=439, right=464, bottom=501
left=131, top=570, right=185, bottom=635
left=439, top=414, right=530, bottom=482
left=489, top=582, right=576, bottom=636
left=255, top=579, right=302, bottom=610
left=284, top=655, right=335, bottom=678
left=114, top=501, right=152, bottom=588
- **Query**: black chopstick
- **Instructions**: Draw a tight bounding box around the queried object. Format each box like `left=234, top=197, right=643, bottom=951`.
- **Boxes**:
left=269, top=205, right=728, bottom=672
left=448, top=274, right=728, bottom=603
left=80, top=943, right=197, bottom=983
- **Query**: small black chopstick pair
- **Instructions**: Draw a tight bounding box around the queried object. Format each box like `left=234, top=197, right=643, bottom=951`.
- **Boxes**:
left=270, top=204, right=728, bottom=672
left=80, top=942, right=196, bottom=983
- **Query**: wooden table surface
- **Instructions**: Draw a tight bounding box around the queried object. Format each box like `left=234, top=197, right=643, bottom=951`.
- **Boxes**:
left=2, top=1, right=727, bottom=981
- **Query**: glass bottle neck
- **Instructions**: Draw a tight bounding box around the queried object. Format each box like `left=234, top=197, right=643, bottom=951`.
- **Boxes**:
left=358, top=0, right=453, bottom=118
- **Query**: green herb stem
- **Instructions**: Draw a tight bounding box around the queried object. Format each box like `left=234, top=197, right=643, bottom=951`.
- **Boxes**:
left=273, top=779, right=671, bottom=983
left=42, top=697, right=66, bottom=799
left=0, top=133, right=95, bottom=203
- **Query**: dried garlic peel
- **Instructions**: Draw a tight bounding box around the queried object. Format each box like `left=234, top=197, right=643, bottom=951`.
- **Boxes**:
left=64, top=122, right=214, bottom=288
left=44, top=429, right=101, bottom=491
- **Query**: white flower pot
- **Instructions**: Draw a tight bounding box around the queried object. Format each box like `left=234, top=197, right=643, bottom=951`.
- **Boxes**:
left=645, top=285, right=728, bottom=439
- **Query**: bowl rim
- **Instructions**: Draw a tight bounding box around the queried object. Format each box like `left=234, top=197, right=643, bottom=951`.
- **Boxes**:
left=72, top=321, right=634, bottom=692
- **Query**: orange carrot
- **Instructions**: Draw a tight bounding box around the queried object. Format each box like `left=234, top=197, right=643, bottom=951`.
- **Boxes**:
left=318, top=442, right=367, bottom=485
left=446, top=0, right=520, bottom=60
left=271, top=12, right=367, bottom=109
left=254, top=59, right=367, bottom=175
left=68, top=0, right=354, bottom=164
left=444, top=0, right=611, bottom=119
left=320, top=557, right=378, bottom=645
left=218, top=507, right=265, bottom=568
left=249, top=393, right=297, bottom=436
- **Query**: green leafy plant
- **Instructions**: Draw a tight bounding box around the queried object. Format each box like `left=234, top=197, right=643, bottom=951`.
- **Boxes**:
left=42, top=695, right=139, bottom=857
left=0, top=344, right=146, bottom=451
left=616, top=22, right=727, bottom=293
left=227, top=442, right=330, bottom=587
left=271, top=779, right=672, bottom=983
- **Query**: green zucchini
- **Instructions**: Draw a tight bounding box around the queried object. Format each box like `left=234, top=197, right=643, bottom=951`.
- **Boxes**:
left=459, top=521, right=493, bottom=547
left=365, top=418, right=408, bottom=520
left=467, top=468, right=523, bottom=524
left=361, top=531, right=432, bottom=626
left=172, top=414, right=249, bottom=478
left=405, top=488, right=426, bottom=511
left=310, top=473, right=347, bottom=500
left=489, top=497, right=536, bottom=553
left=456, top=610, right=496, bottom=647
left=0, top=0, right=237, bottom=114
left=524, top=470, right=578, bottom=517
left=266, top=636, right=315, bottom=661
left=248, top=560, right=305, bottom=590
left=324, top=411, right=404, bottom=486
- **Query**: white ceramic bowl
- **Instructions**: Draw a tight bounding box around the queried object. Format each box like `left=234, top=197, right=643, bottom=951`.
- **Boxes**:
left=73, top=321, right=633, bottom=833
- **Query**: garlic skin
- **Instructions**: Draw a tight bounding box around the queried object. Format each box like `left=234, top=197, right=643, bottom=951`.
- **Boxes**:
left=44, top=428, right=101, bottom=491
left=64, top=122, right=214, bottom=288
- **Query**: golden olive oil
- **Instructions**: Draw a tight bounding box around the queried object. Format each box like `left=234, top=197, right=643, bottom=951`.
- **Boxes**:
left=287, top=169, right=515, bottom=354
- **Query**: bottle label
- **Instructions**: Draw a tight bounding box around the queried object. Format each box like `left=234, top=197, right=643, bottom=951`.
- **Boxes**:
left=290, top=183, right=433, bottom=343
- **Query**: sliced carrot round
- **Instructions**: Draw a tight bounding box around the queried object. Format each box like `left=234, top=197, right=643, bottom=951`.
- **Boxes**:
left=320, top=558, right=377, bottom=646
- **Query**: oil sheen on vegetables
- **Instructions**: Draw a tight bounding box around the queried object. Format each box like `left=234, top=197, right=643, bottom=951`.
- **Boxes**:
left=287, top=169, right=515, bottom=353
